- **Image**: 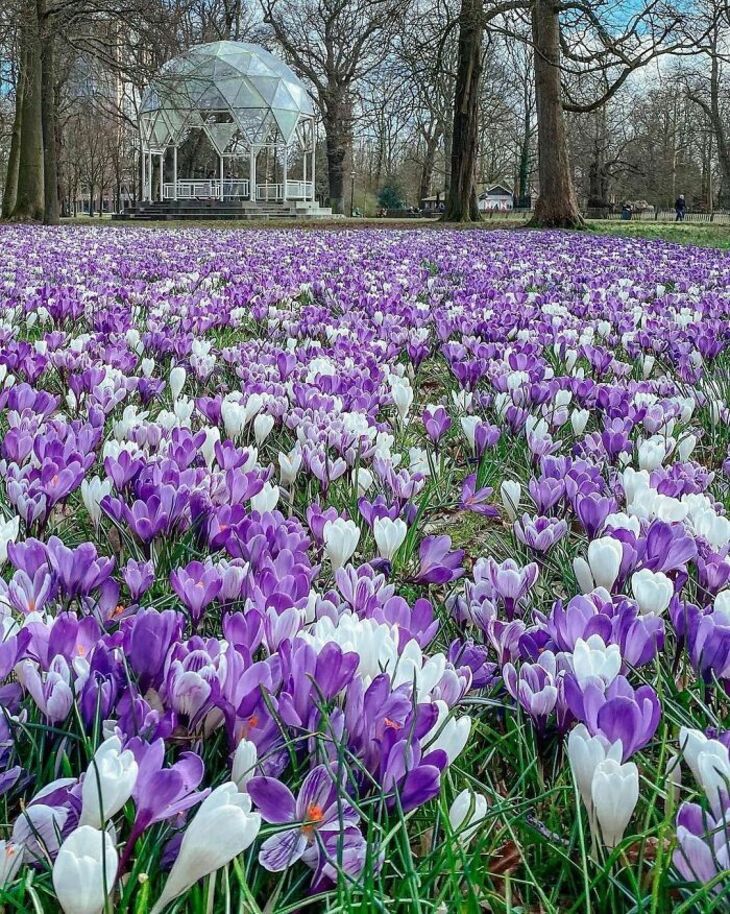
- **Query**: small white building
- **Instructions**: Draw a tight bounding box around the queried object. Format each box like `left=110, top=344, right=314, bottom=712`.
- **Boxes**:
left=478, top=183, right=514, bottom=212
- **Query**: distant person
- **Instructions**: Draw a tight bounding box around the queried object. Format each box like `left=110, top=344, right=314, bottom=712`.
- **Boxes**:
left=675, top=194, right=686, bottom=222
left=621, top=203, right=632, bottom=221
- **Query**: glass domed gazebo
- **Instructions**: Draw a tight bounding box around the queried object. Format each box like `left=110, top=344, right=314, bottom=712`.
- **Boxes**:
left=139, top=41, right=316, bottom=205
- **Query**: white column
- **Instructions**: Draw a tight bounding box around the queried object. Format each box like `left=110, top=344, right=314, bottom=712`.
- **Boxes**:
left=141, top=148, right=146, bottom=203
left=173, top=146, right=178, bottom=201
left=310, top=147, right=315, bottom=202
left=282, top=148, right=288, bottom=201
left=219, top=154, right=224, bottom=200
left=303, top=147, right=307, bottom=195
left=250, top=147, right=256, bottom=202
left=159, top=152, right=164, bottom=201
left=148, top=152, right=153, bottom=201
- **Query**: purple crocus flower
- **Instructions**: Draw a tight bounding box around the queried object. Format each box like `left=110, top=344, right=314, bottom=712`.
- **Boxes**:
left=422, top=405, right=452, bottom=444
left=459, top=475, right=499, bottom=517
left=170, top=561, right=222, bottom=623
left=673, top=802, right=729, bottom=888
left=248, top=765, right=359, bottom=871
left=414, top=535, right=464, bottom=584
left=514, top=514, right=568, bottom=553
left=564, top=674, right=660, bottom=760
left=503, top=653, right=562, bottom=733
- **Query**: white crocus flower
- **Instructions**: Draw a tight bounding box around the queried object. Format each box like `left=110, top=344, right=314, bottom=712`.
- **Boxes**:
left=231, top=739, right=258, bottom=792
left=150, top=784, right=261, bottom=914
left=572, top=636, right=621, bottom=688
left=449, top=789, right=488, bottom=845
left=591, top=758, right=639, bottom=848
left=253, top=413, right=275, bottom=445
left=568, top=724, right=623, bottom=816
left=52, top=826, right=118, bottom=914
left=79, top=736, right=138, bottom=828
left=80, top=477, right=112, bottom=528
left=500, top=480, right=521, bottom=521
left=0, top=516, right=20, bottom=567
left=631, top=568, right=673, bottom=616
left=169, top=366, right=186, bottom=400
left=278, top=448, right=303, bottom=486
left=323, top=518, right=361, bottom=570
left=250, top=482, right=279, bottom=514
left=586, top=537, right=623, bottom=591
left=571, top=409, right=590, bottom=436
left=373, top=517, right=407, bottom=562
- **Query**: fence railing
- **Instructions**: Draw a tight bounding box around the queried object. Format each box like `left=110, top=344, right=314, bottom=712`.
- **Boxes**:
left=163, top=179, right=250, bottom=200
left=256, top=181, right=314, bottom=202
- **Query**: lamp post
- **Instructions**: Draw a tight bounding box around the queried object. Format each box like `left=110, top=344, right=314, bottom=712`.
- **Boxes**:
left=350, top=171, right=355, bottom=217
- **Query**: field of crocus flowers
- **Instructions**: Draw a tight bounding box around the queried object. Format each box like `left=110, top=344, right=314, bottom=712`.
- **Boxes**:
left=0, top=224, right=729, bottom=914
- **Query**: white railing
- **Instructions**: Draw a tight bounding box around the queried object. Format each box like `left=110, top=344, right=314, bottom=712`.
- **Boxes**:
left=285, top=181, right=314, bottom=201
left=256, top=181, right=314, bottom=202
left=163, top=179, right=250, bottom=200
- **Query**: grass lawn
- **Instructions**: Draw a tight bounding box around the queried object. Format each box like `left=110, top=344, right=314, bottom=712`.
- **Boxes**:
left=57, top=213, right=730, bottom=249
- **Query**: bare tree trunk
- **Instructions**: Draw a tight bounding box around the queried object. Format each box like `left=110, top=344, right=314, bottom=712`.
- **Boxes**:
left=529, top=0, right=583, bottom=229
left=39, top=0, right=59, bottom=226
left=322, top=93, right=350, bottom=214
left=444, top=0, right=482, bottom=222
left=418, top=128, right=440, bottom=202
left=11, top=13, right=45, bottom=222
left=2, top=50, right=25, bottom=219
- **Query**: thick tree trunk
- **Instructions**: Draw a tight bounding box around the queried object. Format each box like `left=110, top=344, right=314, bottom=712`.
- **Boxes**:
left=2, top=52, right=25, bottom=219
left=444, top=0, right=482, bottom=222
left=442, top=123, right=452, bottom=196
left=11, top=14, right=45, bottom=222
left=418, top=129, right=440, bottom=203
left=709, top=51, right=730, bottom=209
left=322, top=95, right=350, bottom=214
left=518, top=106, right=530, bottom=202
left=39, top=0, right=59, bottom=226
left=528, top=0, right=584, bottom=229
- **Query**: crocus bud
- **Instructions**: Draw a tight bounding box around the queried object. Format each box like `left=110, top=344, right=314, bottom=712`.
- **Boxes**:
left=678, top=433, right=698, bottom=462
left=52, top=826, right=118, bottom=914
left=587, top=536, right=623, bottom=591
left=221, top=399, right=247, bottom=439
left=373, top=516, right=407, bottom=562
left=665, top=754, right=682, bottom=814
left=571, top=409, right=590, bottom=436
left=449, top=789, right=488, bottom=845
left=150, top=783, right=261, bottom=914
left=79, top=736, right=138, bottom=828
left=323, top=518, right=361, bottom=570
left=573, top=556, right=595, bottom=594
left=424, top=701, right=471, bottom=764
left=169, top=366, right=186, bottom=400
left=278, top=447, right=302, bottom=486
left=200, top=426, right=220, bottom=468
left=0, top=839, right=23, bottom=885
left=631, top=568, right=673, bottom=616
left=0, top=515, right=20, bottom=567
left=568, top=724, right=623, bottom=815
left=352, top=466, right=374, bottom=496
left=591, top=758, right=639, bottom=847
left=390, top=378, right=413, bottom=422
left=231, top=739, right=257, bottom=792
left=81, top=477, right=112, bottom=528
left=500, top=480, right=521, bottom=521
left=253, top=413, right=275, bottom=445
left=140, top=357, right=155, bottom=377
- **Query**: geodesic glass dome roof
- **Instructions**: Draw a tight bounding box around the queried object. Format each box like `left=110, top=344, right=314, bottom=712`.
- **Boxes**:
left=139, top=41, right=315, bottom=154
